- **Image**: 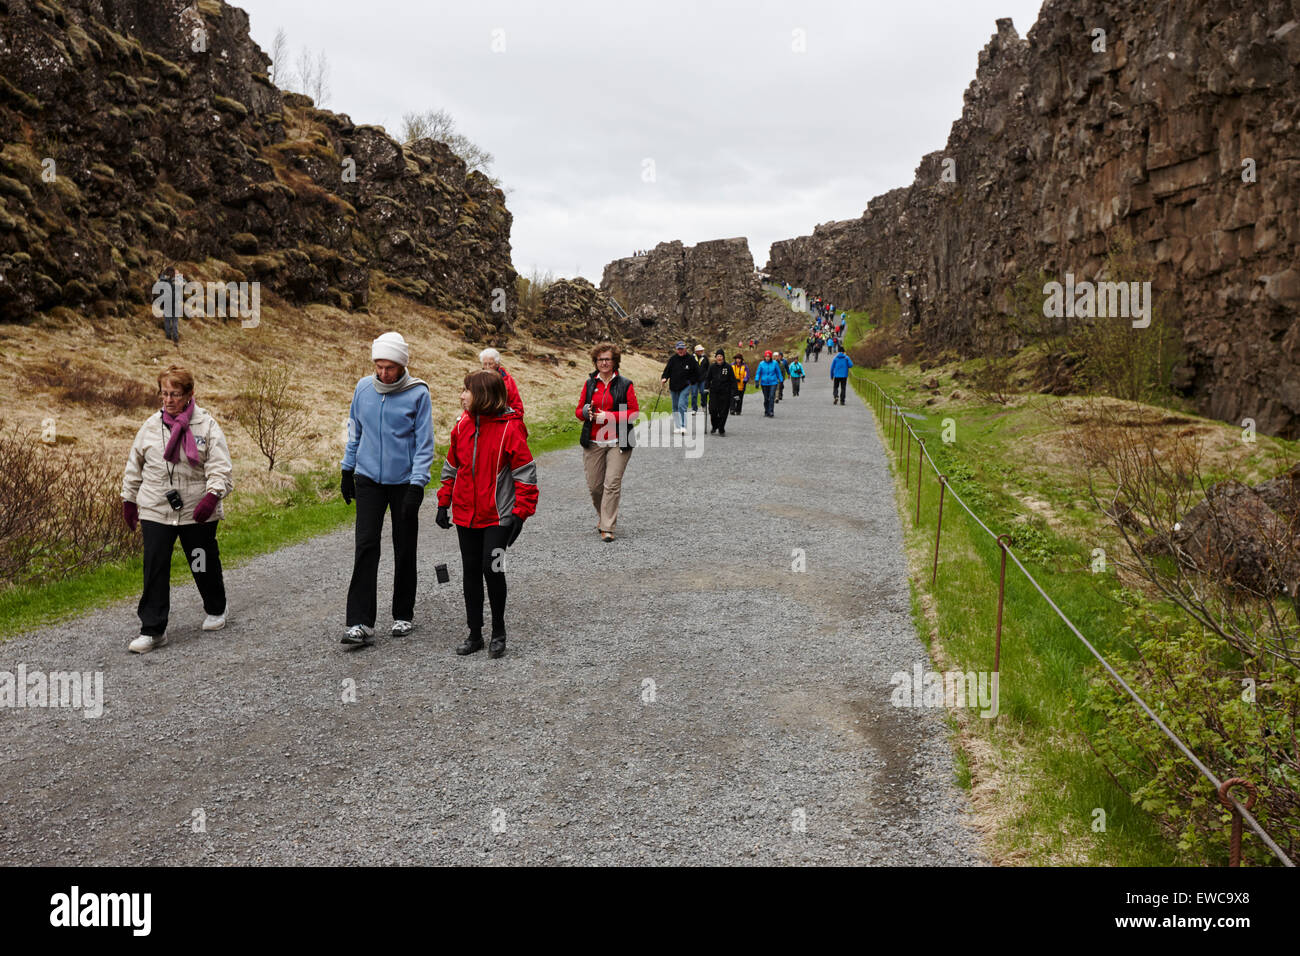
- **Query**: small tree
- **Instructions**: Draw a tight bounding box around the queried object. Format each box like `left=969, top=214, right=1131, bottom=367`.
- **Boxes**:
left=234, top=363, right=308, bottom=472
left=269, top=27, right=289, bottom=87
left=400, top=108, right=497, bottom=184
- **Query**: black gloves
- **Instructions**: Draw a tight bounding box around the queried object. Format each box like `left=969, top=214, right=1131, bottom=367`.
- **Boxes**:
left=435, top=506, right=452, bottom=529
left=504, top=514, right=524, bottom=547
left=404, top=484, right=424, bottom=520
left=341, top=469, right=355, bottom=504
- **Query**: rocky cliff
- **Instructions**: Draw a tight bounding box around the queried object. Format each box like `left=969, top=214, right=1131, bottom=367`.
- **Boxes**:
left=0, top=0, right=514, bottom=337
left=767, top=0, right=1300, bottom=437
left=601, top=237, right=774, bottom=344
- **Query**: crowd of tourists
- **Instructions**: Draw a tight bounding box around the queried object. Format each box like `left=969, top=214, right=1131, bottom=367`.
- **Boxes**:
left=117, top=301, right=853, bottom=659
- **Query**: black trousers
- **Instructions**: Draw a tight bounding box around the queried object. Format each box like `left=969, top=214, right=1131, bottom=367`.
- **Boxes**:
left=710, top=397, right=731, bottom=432
left=138, top=519, right=226, bottom=636
left=833, top=377, right=848, bottom=403
left=792, top=377, right=801, bottom=396
left=346, top=477, right=418, bottom=627
left=762, top=384, right=777, bottom=416
left=456, top=524, right=511, bottom=635
left=732, top=389, right=745, bottom=414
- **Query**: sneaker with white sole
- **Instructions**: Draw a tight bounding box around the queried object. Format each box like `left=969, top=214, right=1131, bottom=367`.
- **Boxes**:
left=341, top=624, right=374, bottom=645
left=390, top=620, right=415, bottom=637
left=202, top=613, right=226, bottom=631
left=129, top=633, right=168, bottom=654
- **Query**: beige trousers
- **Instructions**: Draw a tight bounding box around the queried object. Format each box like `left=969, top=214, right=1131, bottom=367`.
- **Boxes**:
left=582, top=444, right=633, bottom=533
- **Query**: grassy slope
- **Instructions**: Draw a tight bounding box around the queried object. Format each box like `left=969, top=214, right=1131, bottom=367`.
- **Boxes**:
left=843, top=313, right=1298, bottom=865
left=0, top=285, right=672, bottom=636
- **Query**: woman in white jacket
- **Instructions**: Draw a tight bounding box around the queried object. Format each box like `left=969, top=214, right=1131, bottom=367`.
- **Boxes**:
left=120, top=365, right=234, bottom=653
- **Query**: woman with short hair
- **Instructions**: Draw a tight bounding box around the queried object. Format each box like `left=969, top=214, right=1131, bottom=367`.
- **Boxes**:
left=436, top=370, right=538, bottom=658
left=578, top=342, right=638, bottom=542
left=120, top=365, right=233, bottom=653
left=479, top=347, right=524, bottom=420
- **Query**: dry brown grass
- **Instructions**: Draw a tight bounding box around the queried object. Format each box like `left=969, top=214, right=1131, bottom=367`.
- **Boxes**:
left=0, top=286, right=668, bottom=505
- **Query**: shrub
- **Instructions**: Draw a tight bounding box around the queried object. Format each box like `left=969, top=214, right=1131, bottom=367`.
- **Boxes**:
left=233, top=362, right=308, bottom=472
left=0, top=422, right=135, bottom=590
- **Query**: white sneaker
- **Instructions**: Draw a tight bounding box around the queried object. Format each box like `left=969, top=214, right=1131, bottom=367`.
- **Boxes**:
left=390, top=620, right=415, bottom=637
left=341, top=624, right=374, bottom=645
left=129, top=633, right=168, bottom=654
left=674, top=427, right=687, bottom=435
left=202, top=613, right=226, bottom=631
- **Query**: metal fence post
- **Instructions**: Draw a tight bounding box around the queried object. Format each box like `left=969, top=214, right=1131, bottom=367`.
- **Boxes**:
left=915, top=439, right=924, bottom=525
left=995, top=534, right=1011, bottom=675
left=1217, top=779, right=1258, bottom=867
left=931, top=476, right=947, bottom=587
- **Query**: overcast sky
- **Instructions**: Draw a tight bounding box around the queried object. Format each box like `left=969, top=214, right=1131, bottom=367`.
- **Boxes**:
left=236, top=0, right=1045, bottom=281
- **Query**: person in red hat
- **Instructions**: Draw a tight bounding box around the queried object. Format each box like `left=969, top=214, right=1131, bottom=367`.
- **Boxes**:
left=753, top=350, right=784, bottom=417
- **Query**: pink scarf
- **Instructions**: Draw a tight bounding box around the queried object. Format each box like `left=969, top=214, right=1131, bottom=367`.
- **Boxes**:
left=162, top=398, right=202, bottom=467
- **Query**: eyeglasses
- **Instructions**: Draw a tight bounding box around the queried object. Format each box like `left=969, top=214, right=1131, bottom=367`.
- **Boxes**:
left=159, top=391, right=187, bottom=398
left=596, top=357, right=614, bottom=363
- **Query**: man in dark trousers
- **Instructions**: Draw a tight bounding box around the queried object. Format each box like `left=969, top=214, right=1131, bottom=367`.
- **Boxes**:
left=691, top=344, right=710, bottom=417
left=830, top=349, right=854, bottom=405
left=703, top=349, right=735, bottom=436
left=660, top=341, right=697, bottom=434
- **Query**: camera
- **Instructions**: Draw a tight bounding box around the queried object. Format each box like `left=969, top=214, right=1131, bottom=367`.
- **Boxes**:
left=165, top=489, right=183, bottom=511
left=435, top=563, right=450, bottom=584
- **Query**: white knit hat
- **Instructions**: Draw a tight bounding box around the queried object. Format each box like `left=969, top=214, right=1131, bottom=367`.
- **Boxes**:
left=372, top=331, right=409, bottom=366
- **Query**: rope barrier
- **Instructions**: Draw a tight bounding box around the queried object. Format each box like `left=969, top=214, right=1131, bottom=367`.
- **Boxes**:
left=860, top=373, right=1294, bottom=868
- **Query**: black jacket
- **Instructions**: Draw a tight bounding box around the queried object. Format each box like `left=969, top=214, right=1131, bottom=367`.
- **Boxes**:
left=662, top=353, right=698, bottom=391
left=703, top=362, right=735, bottom=396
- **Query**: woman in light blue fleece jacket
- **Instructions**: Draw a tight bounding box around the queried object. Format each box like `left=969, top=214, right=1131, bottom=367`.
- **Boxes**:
left=339, top=331, right=435, bottom=645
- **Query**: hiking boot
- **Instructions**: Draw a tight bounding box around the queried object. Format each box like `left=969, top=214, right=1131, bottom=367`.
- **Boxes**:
left=488, top=633, right=506, bottom=659
left=129, top=633, right=168, bottom=654
left=456, top=631, right=485, bottom=655
left=341, top=624, right=374, bottom=645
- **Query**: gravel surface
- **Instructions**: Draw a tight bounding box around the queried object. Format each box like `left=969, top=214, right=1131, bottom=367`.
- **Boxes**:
left=0, top=374, right=985, bottom=865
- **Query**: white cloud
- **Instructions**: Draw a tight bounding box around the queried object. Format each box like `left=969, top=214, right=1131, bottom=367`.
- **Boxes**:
left=238, top=0, right=1045, bottom=279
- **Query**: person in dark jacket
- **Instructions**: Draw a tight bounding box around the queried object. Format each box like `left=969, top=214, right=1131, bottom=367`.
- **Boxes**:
left=435, top=370, right=538, bottom=658
left=703, top=349, right=735, bottom=436
left=690, top=344, right=710, bottom=416
left=660, top=341, right=696, bottom=434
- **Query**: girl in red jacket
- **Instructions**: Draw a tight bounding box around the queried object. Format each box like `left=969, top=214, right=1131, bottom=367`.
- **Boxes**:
left=435, top=370, right=538, bottom=658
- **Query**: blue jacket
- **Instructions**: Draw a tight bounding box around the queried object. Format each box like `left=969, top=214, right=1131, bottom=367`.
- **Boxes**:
left=342, top=377, right=435, bottom=486
left=830, top=353, right=853, bottom=378
left=754, top=359, right=785, bottom=386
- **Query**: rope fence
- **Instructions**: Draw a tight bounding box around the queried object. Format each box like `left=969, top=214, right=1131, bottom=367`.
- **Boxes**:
left=856, top=371, right=1294, bottom=868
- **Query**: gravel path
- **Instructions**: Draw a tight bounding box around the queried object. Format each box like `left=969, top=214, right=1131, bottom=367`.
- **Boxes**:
left=0, top=372, right=985, bottom=865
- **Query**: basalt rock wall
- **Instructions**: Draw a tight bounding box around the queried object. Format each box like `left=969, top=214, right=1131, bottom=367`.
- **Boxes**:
left=766, top=0, right=1300, bottom=437
left=0, top=0, right=515, bottom=337
left=601, top=237, right=768, bottom=345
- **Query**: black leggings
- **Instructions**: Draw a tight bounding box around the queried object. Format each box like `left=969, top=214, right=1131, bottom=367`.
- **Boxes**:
left=456, top=524, right=511, bottom=635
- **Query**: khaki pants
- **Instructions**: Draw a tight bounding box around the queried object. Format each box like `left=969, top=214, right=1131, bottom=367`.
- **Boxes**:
left=583, top=444, right=632, bottom=533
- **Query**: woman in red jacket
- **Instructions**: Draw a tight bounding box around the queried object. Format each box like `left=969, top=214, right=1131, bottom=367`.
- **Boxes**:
left=576, top=342, right=639, bottom=542
left=435, top=370, right=538, bottom=658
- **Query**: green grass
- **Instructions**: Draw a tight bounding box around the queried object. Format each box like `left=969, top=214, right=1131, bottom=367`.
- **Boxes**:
left=844, top=311, right=1218, bottom=864
left=0, top=405, right=588, bottom=639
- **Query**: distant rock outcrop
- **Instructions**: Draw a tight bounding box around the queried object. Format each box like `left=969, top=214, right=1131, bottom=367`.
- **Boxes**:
left=0, top=0, right=515, bottom=337
left=601, top=238, right=768, bottom=344
left=767, top=1, right=1300, bottom=437
left=521, top=277, right=638, bottom=344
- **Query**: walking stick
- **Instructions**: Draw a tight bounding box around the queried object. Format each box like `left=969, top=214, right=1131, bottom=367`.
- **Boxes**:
left=650, top=380, right=666, bottom=416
